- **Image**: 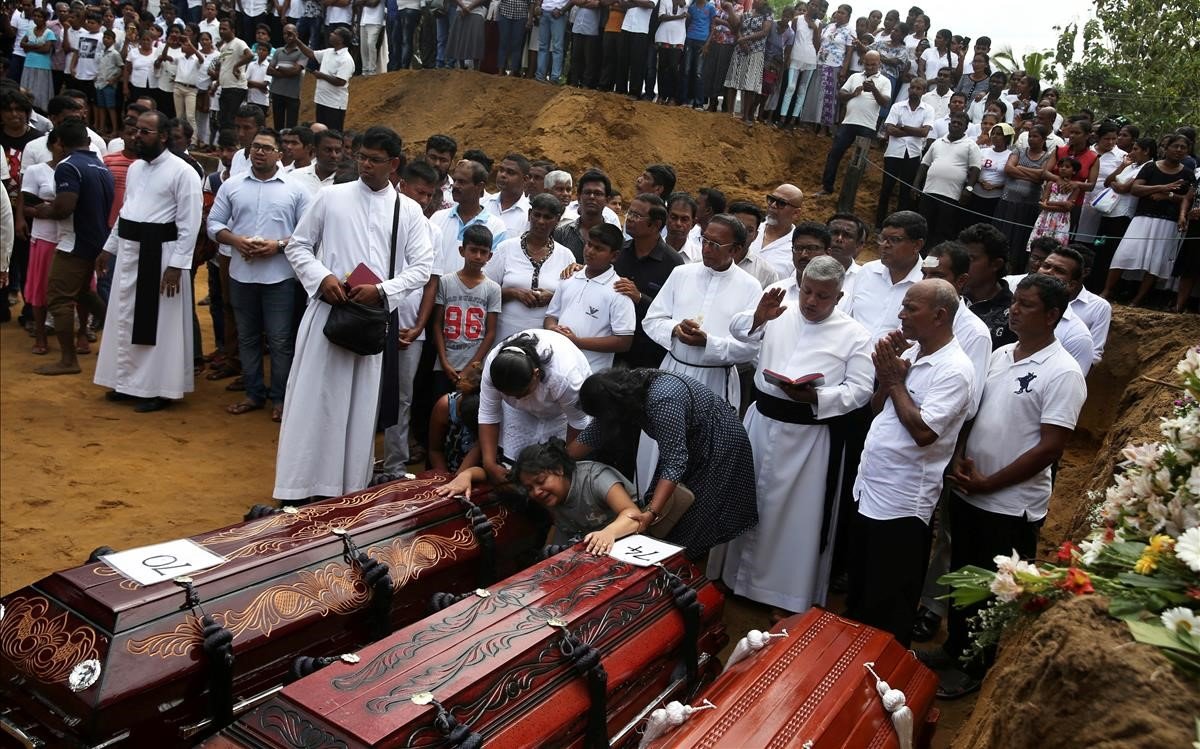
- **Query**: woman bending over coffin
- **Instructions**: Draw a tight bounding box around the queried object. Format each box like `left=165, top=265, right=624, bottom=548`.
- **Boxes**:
left=436, top=438, right=642, bottom=554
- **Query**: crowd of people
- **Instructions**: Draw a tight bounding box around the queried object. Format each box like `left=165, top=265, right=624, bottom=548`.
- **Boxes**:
left=0, top=0, right=1196, bottom=707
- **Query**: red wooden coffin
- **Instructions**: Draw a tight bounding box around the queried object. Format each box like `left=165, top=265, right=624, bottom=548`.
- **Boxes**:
left=0, top=473, right=546, bottom=749
left=202, top=543, right=728, bottom=749
left=641, top=609, right=940, bottom=749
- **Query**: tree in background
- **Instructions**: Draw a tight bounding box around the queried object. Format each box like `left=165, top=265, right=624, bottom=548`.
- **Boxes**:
left=1051, top=0, right=1199, bottom=136
left=991, top=47, right=1057, bottom=83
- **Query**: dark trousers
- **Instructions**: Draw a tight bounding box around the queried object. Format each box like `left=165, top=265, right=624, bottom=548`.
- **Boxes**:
left=655, top=45, right=681, bottom=102
left=297, top=15, right=324, bottom=50
left=315, top=103, right=346, bottom=131
left=238, top=12, right=268, bottom=45
left=846, top=510, right=933, bottom=648
left=219, top=87, right=247, bottom=129
left=919, top=191, right=965, bottom=249
left=599, top=31, right=622, bottom=92
left=820, top=123, right=874, bottom=193
left=216, top=254, right=241, bottom=371
left=1087, top=215, right=1132, bottom=292
left=679, top=38, right=705, bottom=105
left=876, top=154, right=921, bottom=227
left=568, top=32, right=600, bottom=87
left=271, top=94, right=299, bottom=129
left=153, top=88, right=177, bottom=118
left=945, top=494, right=1040, bottom=669
left=205, top=259, right=225, bottom=351
left=388, top=8, right=422, bottom=70
left=617, top=31, right=648, bottom=98
left=229, top=277, right=298, bottom=405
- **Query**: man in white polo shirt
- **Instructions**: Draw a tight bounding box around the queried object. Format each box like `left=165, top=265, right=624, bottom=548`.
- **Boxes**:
left=544, top=222, right=635, bottom=372
left=1055, top=244, right=1111, bottom=365
left=817, top=49, right=891, bottom=197
left=840, top=209, right=925, bottom=343
left=916, top=110, right=980, bottom=246
left=295, top=27, right=355, bottom=131
left=1007, top=237, right=1097, bottom=376
left=876, top=75, right=933, bottom=228
left=847, top=278, right=976, bottom=647
left=930, top=274, right=1086, bottom=698
left=481, top=153, right=532, bottom=237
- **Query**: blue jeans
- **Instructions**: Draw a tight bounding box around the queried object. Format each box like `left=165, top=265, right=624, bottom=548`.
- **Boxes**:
left=780, top=66, right=815, bottom=118
left=680, top=38, right=705, bottom=105
left=436, top=13, right=450, bottom=67
left=497, top=15, right=526, bottom=73
left=536, top=12, right=568, bottom=82
left=229, top=277, right=298, bottom=405
left=821, top=123, right=875, bottom=193
left=387, top=8, right=421, bottom=70
left=297, top=15, right=324, bottom=51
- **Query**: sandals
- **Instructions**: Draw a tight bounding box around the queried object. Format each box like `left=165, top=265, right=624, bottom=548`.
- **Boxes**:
left=205, top=363, right=240, bottom=381
left=271, top=405, right=283, bottom=423
left=225, top=376, right=246, bottom=392
left=31, top=343, right=48, bottom=355
left=226, top=400, right=264, bottom=415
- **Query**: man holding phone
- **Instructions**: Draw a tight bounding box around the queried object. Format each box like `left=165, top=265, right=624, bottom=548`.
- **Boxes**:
left=816, top=49, right=891, bottom=197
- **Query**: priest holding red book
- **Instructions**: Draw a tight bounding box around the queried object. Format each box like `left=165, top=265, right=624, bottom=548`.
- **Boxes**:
left=273, top=126, right=434, bottom=505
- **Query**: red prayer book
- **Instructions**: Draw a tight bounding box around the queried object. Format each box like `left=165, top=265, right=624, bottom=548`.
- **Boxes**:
left=345, top=262, right=382, bottom=288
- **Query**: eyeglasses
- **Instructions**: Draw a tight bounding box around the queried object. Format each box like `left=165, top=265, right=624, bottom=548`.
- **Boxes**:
left=625, top=209, right=647, bottom=221
left=792, top=243, right=827, bottom=255
left=134, top=127, right=159, bottom=136
left=765, top=194, right=794, bottom=208
left=248, top=143, right=278, bottom=153
left=579, top=189, right=607, bottom=198
left=356, top=153, right=391, bottom=165
left=879, top=234, right=912, bottom=245
left=700, top=237, right=735, bottom=250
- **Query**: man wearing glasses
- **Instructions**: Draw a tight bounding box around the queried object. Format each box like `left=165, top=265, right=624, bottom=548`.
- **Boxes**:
left=611, top=192, right=682, bottom=370
left=839, top=209, right=925, bottom=343
left=274, top=126, right=435, bottom=505
left=94, top=111, right=203, bottom=412
left=749, top=183, right=805, bottom=277
left=642, top=213, right=763, bottom=409
left=206, top=127, right=311, bottom=422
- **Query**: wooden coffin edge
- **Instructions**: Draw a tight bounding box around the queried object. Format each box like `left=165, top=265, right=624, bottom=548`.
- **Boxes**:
left=0, top=480, right=547, bottom=748
left=207, top=547, right=728, bottom=749
left=643, top=609, right=940, bottom=749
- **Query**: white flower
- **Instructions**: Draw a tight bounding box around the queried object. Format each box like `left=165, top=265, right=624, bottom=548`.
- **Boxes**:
left=1188, top=466, right=1200, bottom=498
left=1160, top=606, right=1200, bottom=635
left=1121, top=443, right=1163, bottom=470
left=1080, top=537, right=1106, bottom=566
left=1176, top=348, right=1200, bottom=378
left=1176, top=527, right=1200, bottom=573
left=989, top=571, right=1022, bottom=602
left=993, top=549, right=1021, bottom=576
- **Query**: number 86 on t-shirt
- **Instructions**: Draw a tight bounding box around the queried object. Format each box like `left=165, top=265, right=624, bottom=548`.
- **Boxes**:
left=443, top=305, right=485, bottom=340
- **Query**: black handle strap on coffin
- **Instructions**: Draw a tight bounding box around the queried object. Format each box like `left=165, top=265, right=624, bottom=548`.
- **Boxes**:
left=86, top=546, right=115, bottom=563
left=337, top=529, right=394, bottom=641
left=456, top=494, right=496, bottom=587
left=289, top=655, right=340, bottom=682
left=429, top=590, right=472, bottom=613
left=559, top=627, right=609, bottom=749
left=657, top=564, right=702, bottom=693
left=175, top=578, right=236, bottom=727
left=243, top=503, right=280, bottom=521
left=430, top=698, right=483, bottom=748
left=541, top=543, right=574, bottom=559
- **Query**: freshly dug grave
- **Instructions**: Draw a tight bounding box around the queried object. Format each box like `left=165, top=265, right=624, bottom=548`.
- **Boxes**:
left=318, top=69, right=885, bottom=217
left=953, top=595, right=1200, bottom=748
left=954, top=309, right=1200, bottom=747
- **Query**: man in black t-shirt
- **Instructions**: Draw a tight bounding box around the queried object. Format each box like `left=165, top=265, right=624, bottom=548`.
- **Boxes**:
left=959, top=222, right=1017, bottom=349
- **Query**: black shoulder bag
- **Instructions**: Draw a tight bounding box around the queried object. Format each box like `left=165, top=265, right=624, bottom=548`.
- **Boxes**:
left=322, top=195, right=400, bottom=356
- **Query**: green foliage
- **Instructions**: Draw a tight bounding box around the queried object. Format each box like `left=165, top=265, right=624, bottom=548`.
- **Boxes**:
left=991, top=46, right=1057, bottom=83
left=1053, top=0, right=1200, bottom=136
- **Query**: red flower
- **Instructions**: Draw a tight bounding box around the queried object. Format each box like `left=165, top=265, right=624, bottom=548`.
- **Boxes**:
left=1104, top=527, right=1116, bottom=542
left=1056, top=541, right=1081, bottom=562
left=1022, top=595, right=1051, bottom=612
left=1058, top=567, right=1095, bottom=596
left=1187, top=587, right=1200, bottom=601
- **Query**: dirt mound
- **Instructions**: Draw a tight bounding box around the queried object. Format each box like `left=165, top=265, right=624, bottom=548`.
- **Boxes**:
left=952, top=596, right=1200, bottom=749
left=1040, top=307, right=1200, bottom=549
left=333, top=69, right=883, bottom=218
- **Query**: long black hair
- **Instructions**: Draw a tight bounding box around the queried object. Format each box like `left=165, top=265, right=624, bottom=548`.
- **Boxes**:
left=489, top=333, right=552, bottom=396
left=510, top=437, right=576, bottom=483
left=578, top=368, right=657, bottom=430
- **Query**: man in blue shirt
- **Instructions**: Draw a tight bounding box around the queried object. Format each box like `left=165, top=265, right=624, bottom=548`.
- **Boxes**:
left=207, top=127, right=311, bottom=420
left=682, top=0, right=715, bottom=107
left=33, top=119, right=115, bottom=376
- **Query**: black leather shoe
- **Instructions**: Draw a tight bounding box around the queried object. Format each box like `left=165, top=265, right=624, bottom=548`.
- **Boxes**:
left=134, top=397, right=170, bottom=413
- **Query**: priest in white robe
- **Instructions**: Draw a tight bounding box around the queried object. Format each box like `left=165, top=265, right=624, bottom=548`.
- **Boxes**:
left=642, top=214, right=763, bottom=410
left=94, top=111, right=203, bottom=411
left=274, top=126, right=435, bottom=502
left=708, top=256, right=874, bottom=616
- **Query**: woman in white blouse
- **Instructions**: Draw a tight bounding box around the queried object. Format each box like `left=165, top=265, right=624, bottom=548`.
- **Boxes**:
left=485, top=192, right=576, bottom=342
